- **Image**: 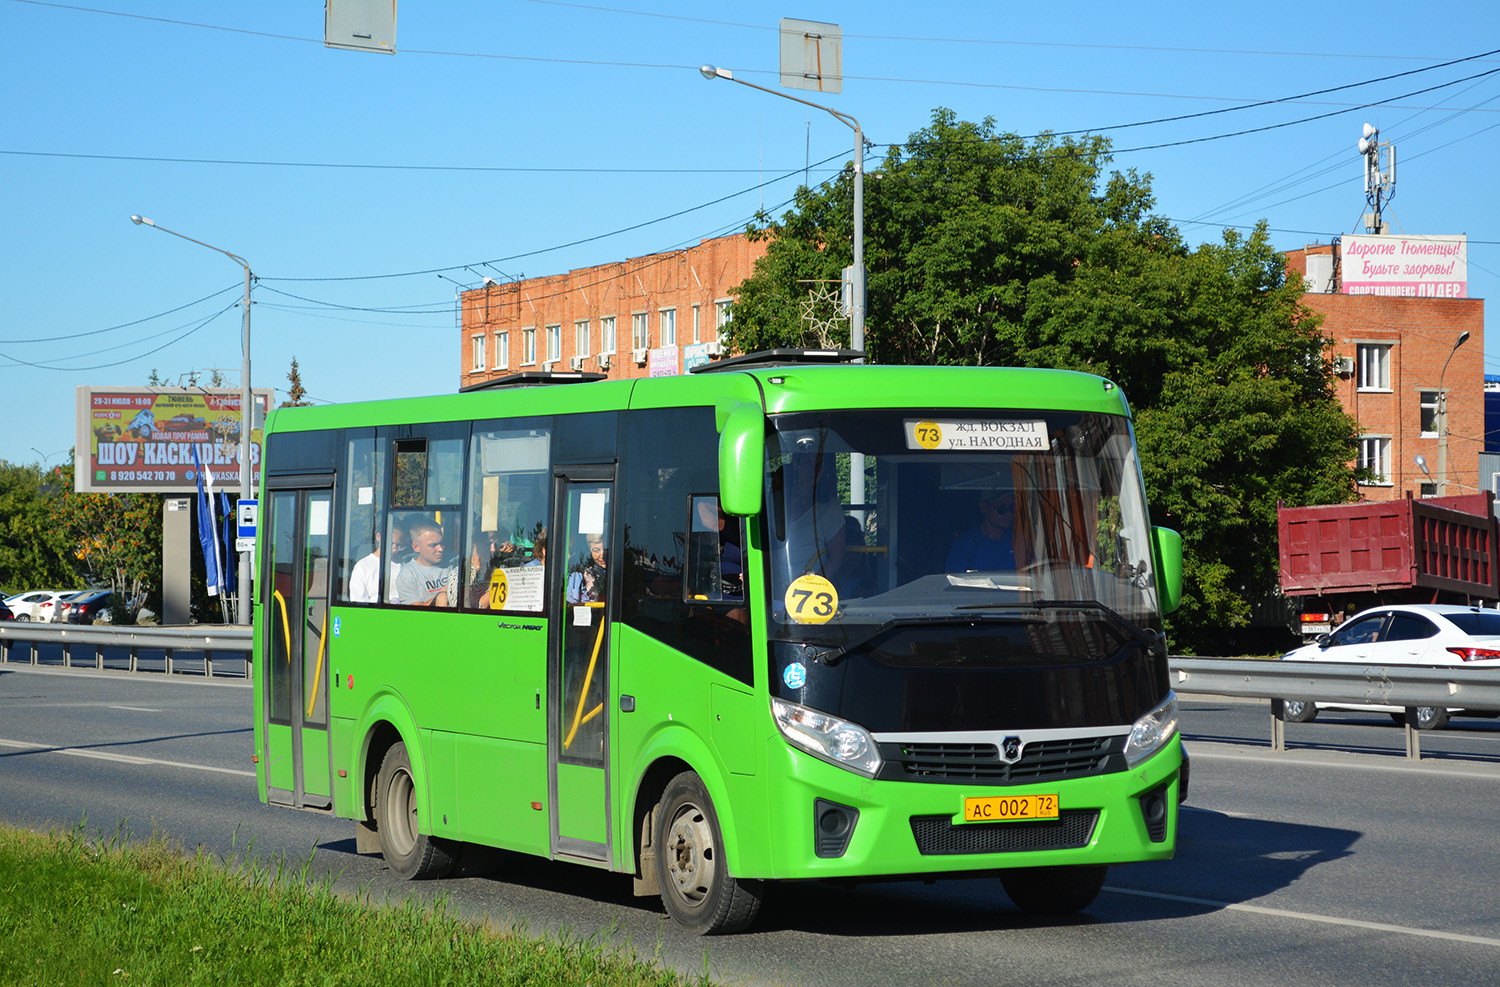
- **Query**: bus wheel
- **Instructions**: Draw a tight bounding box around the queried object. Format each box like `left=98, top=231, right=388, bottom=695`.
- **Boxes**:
left=1001, top=865, right=1107, bottom=914
left=655, top=772, right=763, bottom=935
left=375, top=742, right=454, bottom=880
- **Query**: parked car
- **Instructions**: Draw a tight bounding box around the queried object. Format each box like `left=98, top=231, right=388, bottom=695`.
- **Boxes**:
left=62, top=590, right=117, bottom=624
left=1278, top=604, right=1500, bottom=730
left=0, top=600, right=14, bottom=621
left=5, top=590, right=71, bottom=622
left=50, top=591, right=86, bottom=623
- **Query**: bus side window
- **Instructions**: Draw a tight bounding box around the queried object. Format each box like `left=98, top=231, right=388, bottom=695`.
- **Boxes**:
left=685, top=495, right=744, bottom=603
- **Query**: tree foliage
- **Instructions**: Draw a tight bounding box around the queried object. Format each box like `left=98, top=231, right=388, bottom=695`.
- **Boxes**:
left=0, top=460, right=88, bottom=592
left=47, top=462, right=163, bottom=619
left=726, top=109, right=1362, bottom=651
left=281, top=357, right=311, bottom=408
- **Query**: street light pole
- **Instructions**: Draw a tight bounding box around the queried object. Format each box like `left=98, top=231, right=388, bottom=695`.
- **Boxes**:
left=1436, top=330, right=1470, bottom=497
left=699, top=65, right=865, bottom=359
left=131, top=214, right=254, bottom=625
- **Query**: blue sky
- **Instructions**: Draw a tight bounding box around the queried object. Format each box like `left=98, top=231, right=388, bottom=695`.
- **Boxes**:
left=4, top=0, right=1499, bottom=470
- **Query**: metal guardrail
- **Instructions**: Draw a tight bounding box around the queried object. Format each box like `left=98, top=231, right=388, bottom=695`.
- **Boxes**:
left=0, top=623, right=252, bottom=677
left=1169, top=656, right=1500, bottom=760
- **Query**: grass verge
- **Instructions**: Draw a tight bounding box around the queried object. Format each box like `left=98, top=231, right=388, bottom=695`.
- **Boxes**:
left=0, top=822, right=712, bottom=986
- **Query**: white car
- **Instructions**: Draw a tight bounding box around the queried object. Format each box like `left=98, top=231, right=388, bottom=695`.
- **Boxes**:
left=5, top=590, right=73, bottom=622
left=1279, top=604, right=1500, bottom=730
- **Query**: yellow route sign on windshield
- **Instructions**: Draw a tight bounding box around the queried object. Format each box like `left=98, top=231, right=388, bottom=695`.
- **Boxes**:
left=784, top=573, right=838, bottom=624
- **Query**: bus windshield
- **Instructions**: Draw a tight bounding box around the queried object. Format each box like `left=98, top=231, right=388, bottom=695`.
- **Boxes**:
left=764, top=408, right=1161, bottom=651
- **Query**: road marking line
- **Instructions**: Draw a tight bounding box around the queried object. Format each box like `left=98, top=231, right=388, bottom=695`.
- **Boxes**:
left=0, top=737, right=254, bottom=778
left=1107, top=887, right=1500, bottom=947
left=106, top=705, right=162, bottom=713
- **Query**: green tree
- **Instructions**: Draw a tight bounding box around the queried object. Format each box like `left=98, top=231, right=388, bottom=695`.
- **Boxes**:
left=47, top=462, right=163, bottom=620
left=726, top=108, right=1362, bottom=651
left=0, top=459, right=88, bottom=592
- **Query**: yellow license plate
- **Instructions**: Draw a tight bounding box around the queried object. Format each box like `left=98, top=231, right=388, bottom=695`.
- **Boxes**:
left=960, top=793, right=1059, bottom=823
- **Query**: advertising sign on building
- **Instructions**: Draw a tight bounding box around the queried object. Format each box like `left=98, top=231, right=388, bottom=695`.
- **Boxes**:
left=73, top=386, right=273, bottom=494
left=682, top=342, right=712, bottom=373
left=1341, top=234, right=1468, bottom=298
left=648, top=344, right=679, bottom=378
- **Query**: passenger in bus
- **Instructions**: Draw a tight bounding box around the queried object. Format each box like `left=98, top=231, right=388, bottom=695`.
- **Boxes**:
left=525, top=530, right=546, bottom=567
left=566, top=534, right=607, bottom=603
left=384, top=515, right=411, bottom=604
left=945, top=491, right=1022, bottom=572
left=394, top=518, right=452, bottom=607
left=349, top=530, right=383, bottom=603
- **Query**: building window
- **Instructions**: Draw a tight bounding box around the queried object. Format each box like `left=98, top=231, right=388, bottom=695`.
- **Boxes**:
left=494, top=331, right=508, bottom=370
left=1420, top=390, right=1440, bottom=436
left=660, top=308, right=676, bottom=346
left=633, top=312, right=649, bottom=351
left=546, top=324, right=561, bottom=364
left=601, top=316, right=616, bottom=354
left=691, top=304, right=701, bottom=344
left=522, top=327, right=536, bottom=366
left=1359, top=436, right=1392, bottom=484
left=575, top=320, right=590, bottom=358
left=715, top=299, right=733, bottom=335
left=1420, top=481, right=1437, bottom=498
left=1357, top=343, right=1391, bottom=391
left=470, top=334, right=485, bottom=372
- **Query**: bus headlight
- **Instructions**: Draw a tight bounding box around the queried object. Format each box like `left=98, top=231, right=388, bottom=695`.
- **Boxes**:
left=771, top=698, right=882, bottom=777
left=1123, top=692, right=1179, bottom=766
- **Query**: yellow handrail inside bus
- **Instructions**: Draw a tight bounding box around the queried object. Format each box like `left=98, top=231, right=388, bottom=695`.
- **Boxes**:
left=563, top=602, right=607, bottom=751
left=305, top=607, right=328, bottom=719
left=272, top=590, right=291, bottom=664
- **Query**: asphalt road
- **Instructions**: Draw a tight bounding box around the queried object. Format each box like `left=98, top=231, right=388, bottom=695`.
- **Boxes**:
left=2, top=665, right=1498, bottom=986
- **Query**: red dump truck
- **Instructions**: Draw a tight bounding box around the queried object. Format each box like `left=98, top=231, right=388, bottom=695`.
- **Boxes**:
left=1278, top=493, right=1500, bottom=638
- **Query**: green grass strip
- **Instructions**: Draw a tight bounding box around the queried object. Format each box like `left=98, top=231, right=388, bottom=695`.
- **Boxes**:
left=0, top=823, right=712, bottom=986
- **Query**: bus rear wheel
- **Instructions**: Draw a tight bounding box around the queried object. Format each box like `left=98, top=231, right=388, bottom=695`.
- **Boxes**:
left=654, top=772, right=763, bottom=934
left=1000, top=865, right=1107, bottom=914
left=375, top=741, right=454, bottom=880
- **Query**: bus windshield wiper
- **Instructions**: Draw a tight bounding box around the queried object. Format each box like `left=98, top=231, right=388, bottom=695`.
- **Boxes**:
left=957, top=598, right=1160, bottom=648
left=811, top=612, right=1043, bottom=667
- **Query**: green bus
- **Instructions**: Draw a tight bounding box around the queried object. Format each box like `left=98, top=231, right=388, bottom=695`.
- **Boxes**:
left=252, top=349, right=1185, bottom=934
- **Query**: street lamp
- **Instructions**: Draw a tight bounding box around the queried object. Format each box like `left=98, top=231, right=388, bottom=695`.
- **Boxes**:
left=131, top=214, right=255, bottom=625
left=701, top=64, right=870, bottom=520
left=1436, top=330, right=1470, bottom=497
left=699, top=64, right=865, bottom=359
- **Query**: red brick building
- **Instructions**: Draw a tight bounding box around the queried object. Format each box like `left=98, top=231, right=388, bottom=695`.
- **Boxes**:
left=1286, top=244, right=1484, bottom=501
left=458, top=234, right=767, bottom=389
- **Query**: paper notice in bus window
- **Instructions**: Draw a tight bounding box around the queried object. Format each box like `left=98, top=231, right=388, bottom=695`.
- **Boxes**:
left=309, top=499, right=330, bottom=536
left=500, top=566, right=544, bottom=612
left=578, top=491, right=608, bottom=534
left=358, top=486, right=374, bottom=506
left=904, top=419, right=1048, bottom=452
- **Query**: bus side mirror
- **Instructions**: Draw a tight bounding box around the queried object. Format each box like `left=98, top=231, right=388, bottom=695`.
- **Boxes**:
left=1151, top=526, right=1183, bottom=614
left=719, top=402, right=764, bottom=517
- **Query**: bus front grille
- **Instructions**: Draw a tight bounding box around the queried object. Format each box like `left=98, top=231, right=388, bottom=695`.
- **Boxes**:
left=909, top=810, right=1099, bottom=855
left=879, top=736, right=1123, bottom=785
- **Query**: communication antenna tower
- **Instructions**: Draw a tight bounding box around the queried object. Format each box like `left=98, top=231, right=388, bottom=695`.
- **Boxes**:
left=1358, top=123, right=1395, bottom=234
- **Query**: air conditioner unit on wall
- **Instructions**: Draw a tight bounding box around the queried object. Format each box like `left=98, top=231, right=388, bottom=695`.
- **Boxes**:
left=705, top=340, right=723, bottom=356
left=1334, top=356, right=1356, bottom=376
left=632, top=348, right=648, bottom=364
left=596, top=353, right=611, bottom=370
left=569, top=356, right=585, bottom=371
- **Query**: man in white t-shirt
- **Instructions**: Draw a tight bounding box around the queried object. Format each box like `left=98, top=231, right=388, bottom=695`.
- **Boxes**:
left=349, top=532, right=383, bottom=603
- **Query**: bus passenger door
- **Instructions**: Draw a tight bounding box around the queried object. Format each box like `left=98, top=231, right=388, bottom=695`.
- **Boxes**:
left=261, top=482, right=334, bottom=810
left=549, top=469, right=615, bottom=863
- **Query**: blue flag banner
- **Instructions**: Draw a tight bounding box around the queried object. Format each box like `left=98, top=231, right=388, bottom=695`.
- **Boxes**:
left=192, top=444, right=222, bottom=596
left=218, top=491, right=237, bottom=596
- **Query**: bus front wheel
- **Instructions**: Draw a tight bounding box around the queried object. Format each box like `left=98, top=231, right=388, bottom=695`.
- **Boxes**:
left=1000, top=865, right=1107, bottom=914
left=654, top=772, right=763, bottom=934
left=375, top=742, right=455, bottom=880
